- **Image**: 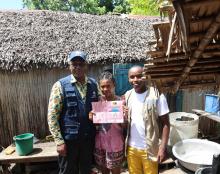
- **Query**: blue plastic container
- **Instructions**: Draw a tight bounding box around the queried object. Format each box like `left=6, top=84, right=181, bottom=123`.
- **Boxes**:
left=205, top=94, right=220, bottom=114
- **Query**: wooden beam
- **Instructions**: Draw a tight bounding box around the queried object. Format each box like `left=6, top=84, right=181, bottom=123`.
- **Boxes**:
left=190, top=68, right=220, bottom=74
left=144, top=66, right=183, bottom=72
left=190, top=16, right=215, bottom=25
left=144, top=61, right=187, bottom=68
left=174, top=11, right=220, bottom=92
left=144, top=71, right=181, bottom=76
left=189, top=32, right=220, bottom=44
left=191, top=43, right=220, bottom=50
left=192, top=62, right=220, bottom=69
left=152, top=21, right=170, bottom=27
left=179, top=82, right=217, bottom=89
left=146, top=52, right=187, bottom=63
left=146, top=50, right=166, bottom=58
left=145, top=68, right=220, bottom=76
left=146, top=50, right=220, bottom=64
left=151, top=72, right=217, bottom=80
left=159, top=82, right=216, bottom=93
left=190, top=23, right=214, bottom=35
left=202, top=51, right=220, bottom=58
left=196, top=58, right=220, bottom=64
left=146, top=62, right=220, bottom=71
left=145, top=57, right=220, bottom=69
left=161, top=82, right=216, bottom=91
left=184, top=0, right=220, bottom=9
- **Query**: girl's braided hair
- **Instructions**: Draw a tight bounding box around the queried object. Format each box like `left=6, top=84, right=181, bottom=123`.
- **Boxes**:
left=98, top=71, right=115, bottom=84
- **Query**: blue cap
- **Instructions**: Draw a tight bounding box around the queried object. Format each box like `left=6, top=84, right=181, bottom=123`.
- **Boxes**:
left=68, top=51, right=87, bottom=62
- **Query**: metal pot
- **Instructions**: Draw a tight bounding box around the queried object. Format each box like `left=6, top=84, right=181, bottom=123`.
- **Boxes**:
left=172, top=139, right=220, bottom=172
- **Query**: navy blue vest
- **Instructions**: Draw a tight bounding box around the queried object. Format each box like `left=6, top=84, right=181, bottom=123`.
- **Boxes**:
left=59, top=75, right=99, bottom=140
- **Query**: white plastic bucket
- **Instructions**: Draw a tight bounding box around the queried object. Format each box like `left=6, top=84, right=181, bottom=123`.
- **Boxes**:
left=168, top=112, right=199, bottom=146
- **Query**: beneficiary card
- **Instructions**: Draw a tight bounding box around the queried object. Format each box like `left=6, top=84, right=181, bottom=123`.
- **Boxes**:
left=92, top=101, right=124, bottom=123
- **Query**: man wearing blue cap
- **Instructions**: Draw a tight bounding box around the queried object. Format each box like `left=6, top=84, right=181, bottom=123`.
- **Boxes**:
left=48, top=51, right=100, bottom=174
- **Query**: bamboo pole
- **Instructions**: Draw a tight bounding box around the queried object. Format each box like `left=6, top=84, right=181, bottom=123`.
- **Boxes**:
left=166, top=13, right=177, bottom=60
left=173, top=0, right=189, bottom=53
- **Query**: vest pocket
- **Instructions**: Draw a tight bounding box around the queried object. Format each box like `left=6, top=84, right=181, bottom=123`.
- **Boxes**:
left=67, top=101, right=78, bottom=107
left=65, top=127, right=79, bottom=134
left=64, top=122, right=80, bottom=134
left=66, top=101, right=79, bottom=117
left=66, top=91, right=76, bottom=97
left=65, top=91, right=77, bottom=102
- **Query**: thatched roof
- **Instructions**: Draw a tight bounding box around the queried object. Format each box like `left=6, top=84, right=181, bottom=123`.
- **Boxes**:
left=0, top=10, right=159, bottom=71
left=145, top=0, right=220, bottom=92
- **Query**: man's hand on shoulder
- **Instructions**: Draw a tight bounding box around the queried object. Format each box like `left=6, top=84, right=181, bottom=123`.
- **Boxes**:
left=57, top=143, right=67, bottom=156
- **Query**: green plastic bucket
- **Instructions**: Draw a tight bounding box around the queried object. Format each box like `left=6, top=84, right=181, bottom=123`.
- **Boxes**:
left=13, top=133, right=34, bottom=156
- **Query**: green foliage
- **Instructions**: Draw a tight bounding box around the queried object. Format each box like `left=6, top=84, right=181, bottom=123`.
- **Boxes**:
left=114, top=0, right=131, bottom=14
left=99, top=0, right=114, bottom=12
left=128, top=0, right=160, bottom=16
left=113, top=5, right=124, bottom=13
left=22, top=0, right=162, bottom=15
left=23, top=0, right=106, bottom=14
left=70, top=0, right=106, bottom=15
left=23, top=0, right=70, bottom=11
left=23, top=0, right=130, bottom=14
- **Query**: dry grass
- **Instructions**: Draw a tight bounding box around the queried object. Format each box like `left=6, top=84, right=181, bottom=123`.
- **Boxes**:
left=0, top=10, right=159, bottom=71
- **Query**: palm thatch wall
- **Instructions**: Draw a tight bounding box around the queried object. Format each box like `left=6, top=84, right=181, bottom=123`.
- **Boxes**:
left=0, top=10, right=158, bottom=71
left=0, top=10, right=159, bottom=146
left=0, top=65, right=105, bottom=147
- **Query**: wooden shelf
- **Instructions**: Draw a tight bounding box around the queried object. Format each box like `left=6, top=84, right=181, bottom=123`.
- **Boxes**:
left=192, top=109, right=220, bottom=123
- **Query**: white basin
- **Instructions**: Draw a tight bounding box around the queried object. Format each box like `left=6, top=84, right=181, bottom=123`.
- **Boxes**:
left=172, top=139, right=220, bottom=172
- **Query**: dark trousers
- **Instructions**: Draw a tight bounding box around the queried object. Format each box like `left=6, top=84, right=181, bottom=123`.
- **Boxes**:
left=58, top=136, right=94, bottom=174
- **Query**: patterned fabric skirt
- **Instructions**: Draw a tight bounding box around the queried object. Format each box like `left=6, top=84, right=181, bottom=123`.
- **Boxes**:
left=94, top=124, right=124, bottom=169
